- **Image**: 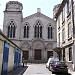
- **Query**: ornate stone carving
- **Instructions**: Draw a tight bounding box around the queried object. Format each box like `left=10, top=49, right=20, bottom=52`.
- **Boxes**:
left=5, top=1, right=23, bottom=12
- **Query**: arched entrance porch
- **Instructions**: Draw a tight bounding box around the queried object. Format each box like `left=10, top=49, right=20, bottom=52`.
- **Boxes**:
left=32, top=39, right=45, bottom=62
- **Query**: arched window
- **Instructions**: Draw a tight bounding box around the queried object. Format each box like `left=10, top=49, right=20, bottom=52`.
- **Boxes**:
left=34, top=21, right=42, bottom=38
left=24, top=23, right=29, bottom=38
left=48, top=25, right=53, bottom=39
left=7, top=20, right=16, bottom=38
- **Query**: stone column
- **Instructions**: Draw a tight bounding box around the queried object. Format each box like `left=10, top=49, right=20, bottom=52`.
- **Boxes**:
left=29, top=49, right=34, bottom=63
left=42, top=49, right=46, bottom=62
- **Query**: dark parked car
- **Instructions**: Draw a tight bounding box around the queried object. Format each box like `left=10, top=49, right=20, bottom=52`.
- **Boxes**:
left=50, top=61, right=68, bottom=74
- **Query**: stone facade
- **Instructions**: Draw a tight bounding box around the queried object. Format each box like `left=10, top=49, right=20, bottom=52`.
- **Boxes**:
left=3, top=1, right=57, bottom=63
left=53, top=0, right=75, bottom=71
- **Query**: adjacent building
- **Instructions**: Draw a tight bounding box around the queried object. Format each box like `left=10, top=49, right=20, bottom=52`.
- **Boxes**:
left=53, top=0, right=75, bottom=71
left=3, top=1, right=57, bottom=63
left=0, top=27, right=22, bottom=75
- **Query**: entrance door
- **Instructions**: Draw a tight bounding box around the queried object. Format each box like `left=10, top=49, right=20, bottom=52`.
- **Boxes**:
left=35, top=49, right=41, bottom=60
left=47, top=51, right=53, bottom=59
left=22, top=51, right=29, bottom=60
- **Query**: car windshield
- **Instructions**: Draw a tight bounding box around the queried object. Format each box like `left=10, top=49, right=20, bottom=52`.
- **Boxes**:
left=55, top=61, right=67, bottom=66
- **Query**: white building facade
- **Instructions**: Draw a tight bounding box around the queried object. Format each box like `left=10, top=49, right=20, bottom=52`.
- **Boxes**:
left=3, top=1, right=57, bottom=63
left=53, top=0, right=75, bottom=71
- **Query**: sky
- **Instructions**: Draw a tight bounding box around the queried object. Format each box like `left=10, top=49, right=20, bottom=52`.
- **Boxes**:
left=0, top=0, right=62, bottom=30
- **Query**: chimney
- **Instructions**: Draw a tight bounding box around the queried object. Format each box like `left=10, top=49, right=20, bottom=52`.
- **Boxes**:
left=37, top=8, right=41, bottom=13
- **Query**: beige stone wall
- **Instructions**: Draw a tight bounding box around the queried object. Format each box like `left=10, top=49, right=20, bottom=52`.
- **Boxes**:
left=0, top=40, right=4, bottom=75
left=21, top=16, right=56, bottom=42
left=0, top=32, right=22, bottom=73
left=8, top=46, right=14, bottom=72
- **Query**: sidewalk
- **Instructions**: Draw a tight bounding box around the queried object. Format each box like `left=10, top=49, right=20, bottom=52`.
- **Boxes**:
left=7, top=66, right=28, bottom=75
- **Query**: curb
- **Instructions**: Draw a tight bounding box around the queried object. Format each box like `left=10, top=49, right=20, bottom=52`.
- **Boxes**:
left=18, top=66, right=28, bottom=75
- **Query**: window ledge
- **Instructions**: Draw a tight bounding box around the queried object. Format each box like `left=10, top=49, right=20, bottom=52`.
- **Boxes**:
left=68, top=61, right=73, bottom=63
left=62, top=41, right=65, bottom=44
left=67, top=12, right=71, bottom=18
left=62, top=20, right=65, bottom=25
left=58, top=26, right=60, bottom=29
left=68, top=37, right=72, bottom=41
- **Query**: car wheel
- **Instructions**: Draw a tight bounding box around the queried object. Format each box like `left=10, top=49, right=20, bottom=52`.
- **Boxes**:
left=52, top=72, right=54, bottom=74
left=46, top=66, right=47, bottom=68
left=49, top=66, right=51, bottom=71
left=52, top=72, right=56, bottom=74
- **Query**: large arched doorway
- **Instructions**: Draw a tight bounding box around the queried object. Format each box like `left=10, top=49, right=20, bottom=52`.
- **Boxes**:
left=46, top=43, right=53, bottom=59
left=34, top=42, right=42, bottom=60
left=32, top=39, right=44, bottom=61
left=21, top=42, right=30, bottom=60
left=23, top=51, right=29, bottom=60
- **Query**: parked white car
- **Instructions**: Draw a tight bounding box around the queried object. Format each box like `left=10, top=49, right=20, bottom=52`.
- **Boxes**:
left=46, top=57, right=52, bottom=68
left=46, top=57, right=59, bottom=69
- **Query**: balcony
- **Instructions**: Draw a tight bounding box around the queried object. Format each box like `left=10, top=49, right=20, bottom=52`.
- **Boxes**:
left=53, top=43, right=62, bottom=52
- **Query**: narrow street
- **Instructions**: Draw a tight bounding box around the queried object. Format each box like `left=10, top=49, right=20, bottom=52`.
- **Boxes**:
left=23, top=63, right=71, bottom=75
left=7, top=63, right=72, bottom=75
left=23, top=64, right=52, bottom=75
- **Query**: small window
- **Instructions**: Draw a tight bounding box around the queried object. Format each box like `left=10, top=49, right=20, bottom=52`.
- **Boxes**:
left=48, top=25, right=53, bottom=39
left=69, top=47, right=72, bottom=61
left=62, top=29, right=65, bottom=43
left=34, top=21, right=42, bottom=38
left=63, top=49, right=65, bottom=61
left=7, top=21, right=16, bottom=38
left=68, top=22, right=72, bottom=38
left=24, top=23, right=29, bottom=38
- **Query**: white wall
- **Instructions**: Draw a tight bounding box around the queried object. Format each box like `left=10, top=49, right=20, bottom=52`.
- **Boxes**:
left=8, top=46, right=14, bottom=72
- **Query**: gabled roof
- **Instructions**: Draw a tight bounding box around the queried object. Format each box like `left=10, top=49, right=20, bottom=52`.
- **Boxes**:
left=23, top=12, right=55, bottom=22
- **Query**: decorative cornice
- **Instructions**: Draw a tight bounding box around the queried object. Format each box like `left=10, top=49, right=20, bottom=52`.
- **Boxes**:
left=5, top=1, right=23, bottom=12
left=55, top=0, right=68, bottom=19
left=6, top=1, right=22, bottom=6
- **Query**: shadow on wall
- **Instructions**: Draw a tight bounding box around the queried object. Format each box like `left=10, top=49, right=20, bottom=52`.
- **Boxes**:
left=7, top=65, right=28, bottom=75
